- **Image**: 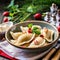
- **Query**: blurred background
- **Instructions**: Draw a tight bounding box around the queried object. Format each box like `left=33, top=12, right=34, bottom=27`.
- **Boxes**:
left=0, top=0, right=60, bottom=23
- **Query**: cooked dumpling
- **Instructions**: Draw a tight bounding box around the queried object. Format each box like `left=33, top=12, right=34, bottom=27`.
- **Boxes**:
left=9, top=24, right=54, bottom=48
left=41, top=27, right=54, bottom=42
left=10, top=31, right=23, bottom=40
left=20, top=26, right=28, bottom=33
left=15, top=33, right=35, bottom=46
left=28, top=37, right=45, bottom=48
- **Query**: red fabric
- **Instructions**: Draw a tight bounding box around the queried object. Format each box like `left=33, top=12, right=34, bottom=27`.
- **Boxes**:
left=0, top=50, right=17, bottom=60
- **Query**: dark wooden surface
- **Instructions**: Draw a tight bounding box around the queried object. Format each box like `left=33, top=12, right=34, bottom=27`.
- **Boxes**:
left=0, top=8, right=3, bottom=23
left=0, top=4, right=4, bottom=23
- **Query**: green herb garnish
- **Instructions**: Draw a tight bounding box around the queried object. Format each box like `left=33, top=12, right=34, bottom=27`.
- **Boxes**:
left=6, top=0, right=60, bottom=23
left=32, top=27, right=41, bottom=35
left=32, top=27, right=38, bottom=30
left=28, top=23, right=33, bottom=28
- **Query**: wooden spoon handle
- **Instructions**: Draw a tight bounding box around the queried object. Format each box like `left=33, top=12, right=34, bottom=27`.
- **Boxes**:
left=42, top=48, right=56, bottom=60
left=51, top=49, right=60, bottom=60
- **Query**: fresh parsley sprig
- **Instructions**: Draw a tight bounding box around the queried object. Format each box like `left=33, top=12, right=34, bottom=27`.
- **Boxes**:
left=28, top=24, right=41, bottom=35
left=28, top=23, right=33, bottom=28
left=32, top=27, right=41, bottom=35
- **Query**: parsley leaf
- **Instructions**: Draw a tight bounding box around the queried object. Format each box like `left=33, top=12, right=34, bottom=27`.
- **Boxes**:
left=32, top=27, right=38, bottom=30
left=28, top=23, right=33, bottom=28
left=32, top=27, right=41, bottom=35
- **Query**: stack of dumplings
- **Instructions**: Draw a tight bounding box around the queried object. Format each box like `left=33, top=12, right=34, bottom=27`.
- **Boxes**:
left=10, top=24, right=54, bottom=48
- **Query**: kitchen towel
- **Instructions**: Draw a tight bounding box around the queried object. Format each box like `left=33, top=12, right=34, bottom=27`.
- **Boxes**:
left=0, top=41, right=53, bottom=60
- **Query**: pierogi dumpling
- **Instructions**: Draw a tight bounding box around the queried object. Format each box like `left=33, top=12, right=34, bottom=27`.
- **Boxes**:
left=10, top=24, right=54, bottom=48
left=28, top=37, right=45, bottom=48
left=15, top=33, right=35, bottom=46
left=41, top=27, right=54, bottom=42
left=10, top=31, right=23, bottom=40
left=20, top=26, right=28, bottom=33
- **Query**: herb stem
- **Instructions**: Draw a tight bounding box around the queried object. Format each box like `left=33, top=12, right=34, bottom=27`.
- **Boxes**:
left=13, top=16, right=20, bottom=23
left=20, top=13, right=31, bottom=22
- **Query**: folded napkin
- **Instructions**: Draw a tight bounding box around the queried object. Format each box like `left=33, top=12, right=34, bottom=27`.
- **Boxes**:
left=0, top=41, right=53, bottom=60
left=0, top=50, right=17, bottom=60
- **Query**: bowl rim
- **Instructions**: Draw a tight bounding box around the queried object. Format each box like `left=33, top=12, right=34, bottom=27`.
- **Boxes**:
left=5, top=21, right=59, bottom=50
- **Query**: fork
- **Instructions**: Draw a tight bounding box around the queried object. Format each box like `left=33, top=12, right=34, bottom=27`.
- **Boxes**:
left=42, top=38, right=60, bottom=60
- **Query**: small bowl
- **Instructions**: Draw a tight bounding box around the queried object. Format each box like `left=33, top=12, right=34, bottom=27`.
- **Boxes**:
left=0, top=22, right=13, bottom=40
left=5, top=21, right=59, bottom=52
